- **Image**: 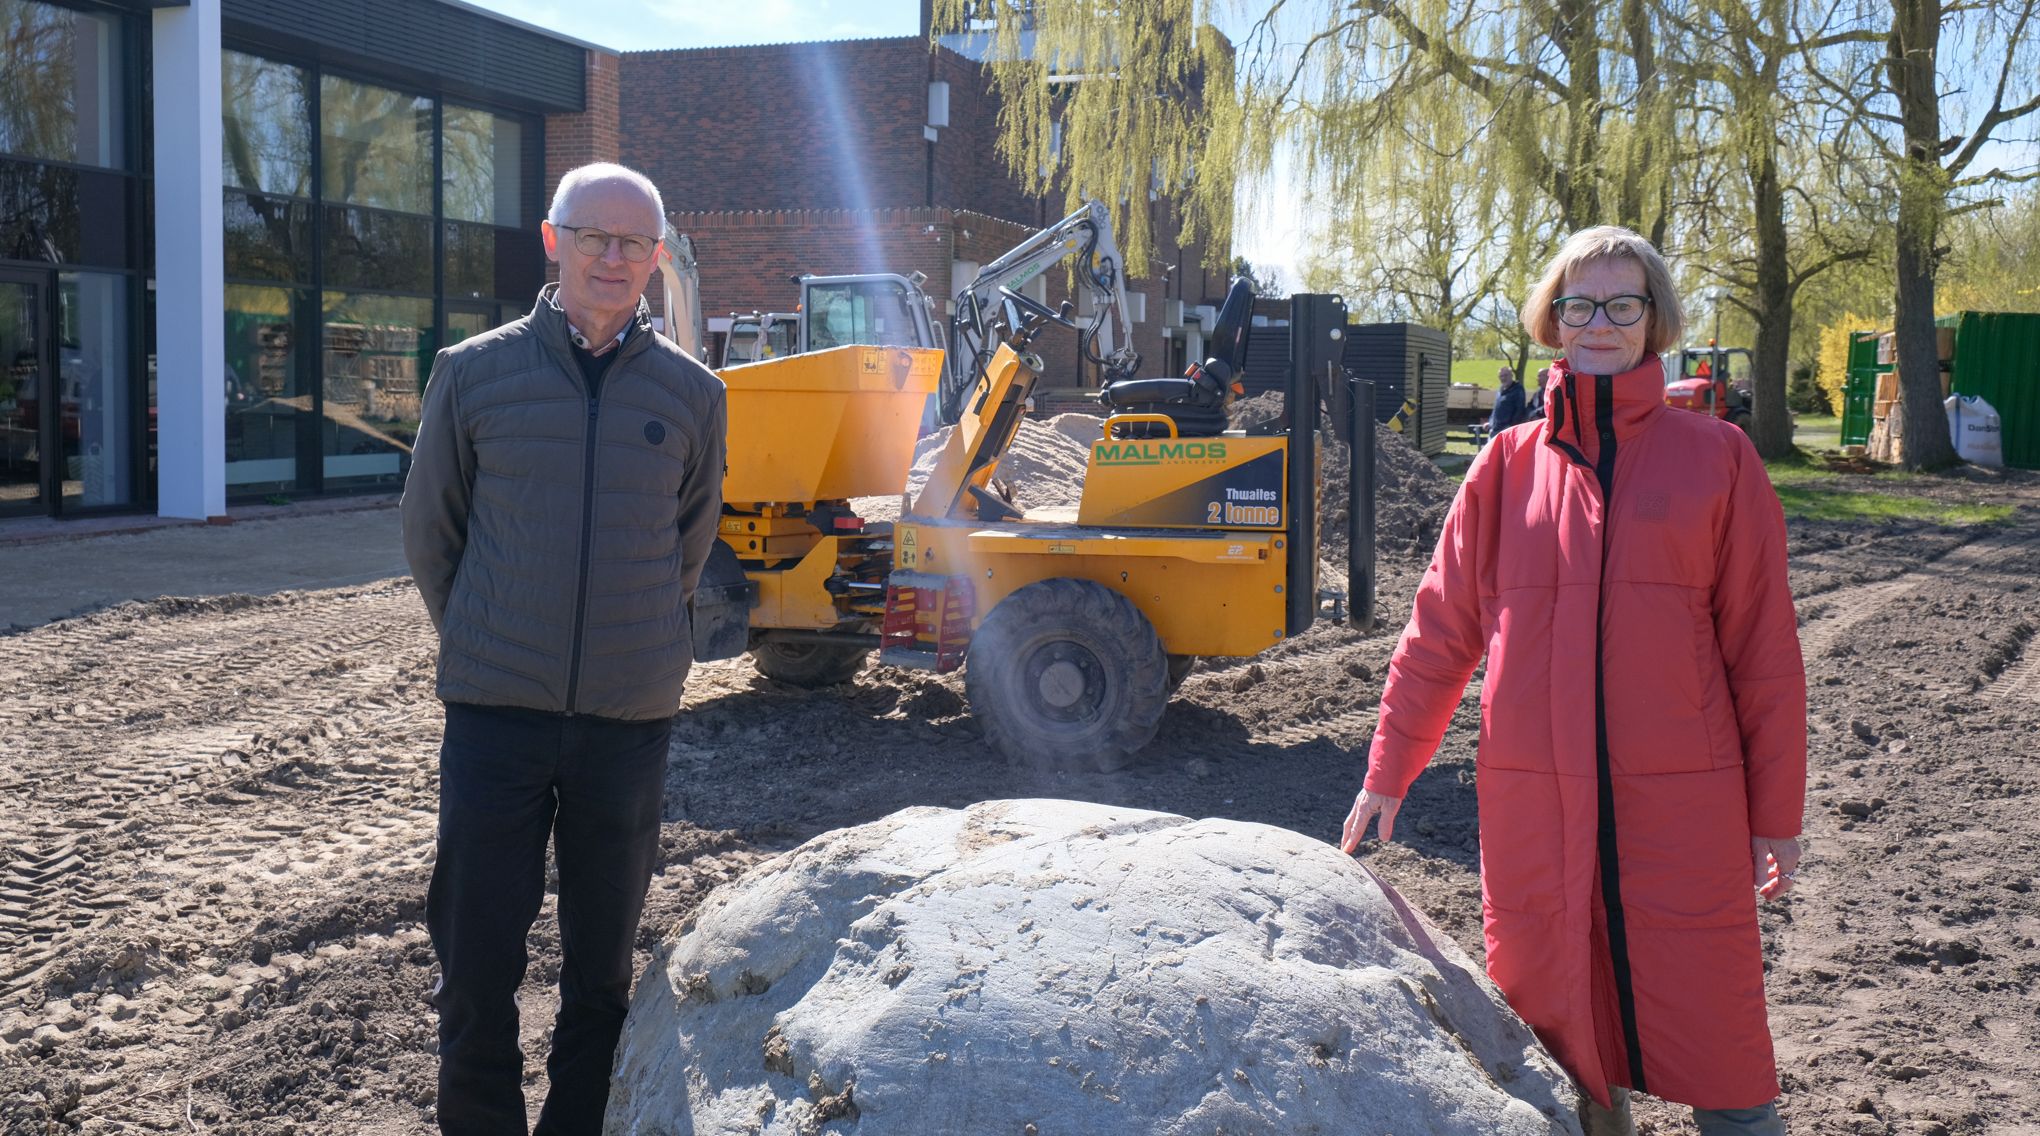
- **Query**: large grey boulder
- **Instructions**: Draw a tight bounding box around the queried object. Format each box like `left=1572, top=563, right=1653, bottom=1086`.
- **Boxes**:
left=606, top=800, right=1581, bottom=1135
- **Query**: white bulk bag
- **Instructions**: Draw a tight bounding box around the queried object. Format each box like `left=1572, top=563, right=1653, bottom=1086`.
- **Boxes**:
left=1944, top=394, right=2005, bottom=467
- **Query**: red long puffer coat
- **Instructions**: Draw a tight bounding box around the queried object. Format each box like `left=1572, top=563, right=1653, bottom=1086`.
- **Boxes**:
left=1364, top=355, right=1806, bottom=1110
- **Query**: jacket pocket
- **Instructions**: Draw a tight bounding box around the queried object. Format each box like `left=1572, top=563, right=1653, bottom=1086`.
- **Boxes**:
left=1602, top=583, right=1714, bottom=774
left=1476, top=767, right=1567, bottom=914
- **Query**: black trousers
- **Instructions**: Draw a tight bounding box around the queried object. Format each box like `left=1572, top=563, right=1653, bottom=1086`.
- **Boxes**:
left=427, top=701, right=672, bottom=1136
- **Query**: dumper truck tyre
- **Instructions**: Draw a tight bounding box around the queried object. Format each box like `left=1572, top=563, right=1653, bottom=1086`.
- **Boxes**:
left=1166, top=654, right=1197, bottom=694
left=750, top=640, right=871, bottom=687
left=965, top=578, right=1169, bottom=773
left=1728, top=407, right=1753, bottom=435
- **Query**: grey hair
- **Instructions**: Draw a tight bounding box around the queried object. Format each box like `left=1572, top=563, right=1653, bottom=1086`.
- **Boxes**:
left=1521, top=225, right=1686, bottom=354
left=547, top=162, right=665, bottom=230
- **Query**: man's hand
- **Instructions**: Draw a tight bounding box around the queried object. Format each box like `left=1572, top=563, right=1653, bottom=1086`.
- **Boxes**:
left=1341, top=789, right=1403, bottom=854
left=1754, top=836, right=1801, bottom=901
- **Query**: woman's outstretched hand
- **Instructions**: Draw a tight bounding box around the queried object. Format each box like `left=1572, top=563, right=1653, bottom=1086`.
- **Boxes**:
left=1341, top=789, right=1404, bottom=854
left=1754, top=836, right=1802, bottom=900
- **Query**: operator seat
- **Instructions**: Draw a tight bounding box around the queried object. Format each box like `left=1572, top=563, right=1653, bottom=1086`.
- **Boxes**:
left=1100, top=278, right=1256, bottom=439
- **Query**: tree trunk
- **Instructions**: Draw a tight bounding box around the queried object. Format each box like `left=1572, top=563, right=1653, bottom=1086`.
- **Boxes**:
left=1886, top=0, right=1957, bottom=468
left=1616, top=0, right=1659, bottom=233
left=1748, top=150, right=1795, bottom=458
left=1555, top=0, right=1604, bottom=229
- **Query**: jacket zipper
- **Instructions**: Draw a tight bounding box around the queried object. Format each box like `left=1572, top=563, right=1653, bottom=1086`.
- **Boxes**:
left=551, top=316, right=654, bottom=715
left=1584, top=372, right=1648, bottom=1093
left=564, top=390, right=601, bottom=714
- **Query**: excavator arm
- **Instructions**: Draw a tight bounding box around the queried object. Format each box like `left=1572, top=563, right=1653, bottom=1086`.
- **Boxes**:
left=939, top=199, right=1140, bottom=424
left=656, top=222, right=707, bottom=361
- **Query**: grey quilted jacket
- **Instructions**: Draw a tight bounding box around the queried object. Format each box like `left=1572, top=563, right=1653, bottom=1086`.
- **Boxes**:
left=400, top=286, right=727, bottom=721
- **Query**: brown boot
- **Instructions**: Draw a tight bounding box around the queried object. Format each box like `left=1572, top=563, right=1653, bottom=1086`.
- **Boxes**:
left=1580, top=1085, right=1636, bottom=1136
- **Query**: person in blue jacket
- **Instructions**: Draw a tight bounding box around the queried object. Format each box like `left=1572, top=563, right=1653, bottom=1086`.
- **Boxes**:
left=1485, top=365, right=1528, bottom=442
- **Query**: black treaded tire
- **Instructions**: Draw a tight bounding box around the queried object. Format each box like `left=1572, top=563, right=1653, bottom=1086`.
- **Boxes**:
left=1728, top=407, right=1753, bottom=434
left=1166, top=654, right=1197, bottom=694
left=750, top=640, right=870, bottom=687
left=965, top=578, right=1170, bottom=773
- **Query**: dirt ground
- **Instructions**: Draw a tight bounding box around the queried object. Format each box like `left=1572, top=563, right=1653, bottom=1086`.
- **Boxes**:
left=2, top=444, right=2038, bottom=1134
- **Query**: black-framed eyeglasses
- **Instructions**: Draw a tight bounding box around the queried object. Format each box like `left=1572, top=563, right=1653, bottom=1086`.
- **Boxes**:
left=1552, top=294, right=1651, bottom=327
left=556, top=225, right=658, bottom=263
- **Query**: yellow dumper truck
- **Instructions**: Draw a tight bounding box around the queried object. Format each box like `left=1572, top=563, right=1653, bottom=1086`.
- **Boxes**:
left=679, top=205, right=1370, bottom=772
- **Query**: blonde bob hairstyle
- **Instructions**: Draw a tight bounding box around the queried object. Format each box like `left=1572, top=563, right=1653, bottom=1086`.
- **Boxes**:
left=1521, top=226, right=1685, bottom=354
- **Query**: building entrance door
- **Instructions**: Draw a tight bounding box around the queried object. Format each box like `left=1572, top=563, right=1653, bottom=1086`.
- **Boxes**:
left=0, top=272, right=54, bottom=518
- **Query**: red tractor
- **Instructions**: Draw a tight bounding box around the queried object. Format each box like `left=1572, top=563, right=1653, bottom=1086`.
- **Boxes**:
left=1663, top=343, right=1755, bottom=432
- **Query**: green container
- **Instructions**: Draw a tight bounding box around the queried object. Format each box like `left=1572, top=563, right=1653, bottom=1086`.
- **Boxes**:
left=1948, top=311, right=2040, bottom=470
left=1840, top=330, right=1883, bottom=448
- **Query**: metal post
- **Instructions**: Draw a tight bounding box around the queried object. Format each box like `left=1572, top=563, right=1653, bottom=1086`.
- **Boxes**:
left=1349, top=375, right=1376, bottom=632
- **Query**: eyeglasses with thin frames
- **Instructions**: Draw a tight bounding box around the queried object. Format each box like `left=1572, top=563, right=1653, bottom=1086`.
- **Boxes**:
left=1552, top=294, right=1651, bottom=328
left=556, top=225, right=658, bottom=263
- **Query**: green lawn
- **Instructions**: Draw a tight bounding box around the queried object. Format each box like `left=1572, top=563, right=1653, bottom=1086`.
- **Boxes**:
left=1793, top=413, right=1841, bottom=452
left=1418, top=391, right=1999, bottom=525
left=1451, top=358, right=1554, bottom=388
left=1762, top=447, right=2013, bottom=525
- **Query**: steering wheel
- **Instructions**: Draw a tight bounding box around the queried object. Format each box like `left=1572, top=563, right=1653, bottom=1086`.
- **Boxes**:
left=997, top=285, right=1078, bottom=330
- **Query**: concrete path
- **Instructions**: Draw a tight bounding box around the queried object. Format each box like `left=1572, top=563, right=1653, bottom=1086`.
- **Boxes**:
left=0, top=500, right=409, bottom=630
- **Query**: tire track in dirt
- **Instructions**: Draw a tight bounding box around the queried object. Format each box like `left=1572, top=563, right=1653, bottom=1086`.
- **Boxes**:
left=0, top=586, right=444, bottom=1016
left=1796, top=526, right=2040, bottom=660
left=1253, top=706, right=1381, bottom=748
left=1982, top=636, right=2040, bottom=702
left=0, top=585, right=428, bottom=780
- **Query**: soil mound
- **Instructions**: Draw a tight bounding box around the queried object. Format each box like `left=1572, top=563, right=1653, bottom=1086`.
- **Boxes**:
left=1226, top=392, right=1458, bottom=559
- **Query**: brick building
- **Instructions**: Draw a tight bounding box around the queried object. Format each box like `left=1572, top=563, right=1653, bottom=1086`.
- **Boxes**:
left=619, top=35, right=1231, bottom=387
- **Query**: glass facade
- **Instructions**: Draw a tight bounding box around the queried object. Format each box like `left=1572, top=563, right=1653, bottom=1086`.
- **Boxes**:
left=0, top=0, right=141, bottom=516
left=222, top=283, right=301, bottom=496
left=56, top=271, right=130, bottom=508
left=218, top=49, right=542, bottom=498
left=0, top=2, right=559, bottom=518
left=0, top=1, right=124, bottom=168
left=320, top=292, right=431, bottom=490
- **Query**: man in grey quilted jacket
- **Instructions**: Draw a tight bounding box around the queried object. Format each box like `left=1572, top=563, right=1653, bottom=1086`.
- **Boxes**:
left=400, top=162, right=726, bottom=1135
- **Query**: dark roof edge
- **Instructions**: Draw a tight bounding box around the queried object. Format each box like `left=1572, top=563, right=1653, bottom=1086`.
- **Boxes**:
left=432, top=0, right=615, bottom=55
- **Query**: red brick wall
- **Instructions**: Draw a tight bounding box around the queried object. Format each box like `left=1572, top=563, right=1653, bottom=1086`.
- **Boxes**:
left=621, top=37, right=1230, bottom=385
left=929, top=49, right=1049, bottom=228
left=545, top=49, right=623, bottom=206
left=677, top=207, right=961, bottom=318
left=542, top=49, right=623, bottom=283
left=624, top=40, right=934, bottom=216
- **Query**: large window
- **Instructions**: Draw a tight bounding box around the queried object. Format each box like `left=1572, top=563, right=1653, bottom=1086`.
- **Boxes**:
left=320, top=75, right=431, bottom=215
left=223, top=284, right=304, bottom=496
left=217, top=50, right=540, bottom=499
left=57, top=272, right=131, bottom=507
left=321, top=292, right=429, bottom=491
left=0, top=1, right=125, bottom=169
left=222, top=51, right=310, bottom=197
left=442, top=105, right=525, bottom=227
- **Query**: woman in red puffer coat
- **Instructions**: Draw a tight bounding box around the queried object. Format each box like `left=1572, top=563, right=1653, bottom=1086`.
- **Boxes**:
left=1340, top=227, right=1806, bottom=1136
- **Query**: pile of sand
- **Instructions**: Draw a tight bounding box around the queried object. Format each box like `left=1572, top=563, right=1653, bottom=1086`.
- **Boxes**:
left=896, top=417, right=1096, bottom=513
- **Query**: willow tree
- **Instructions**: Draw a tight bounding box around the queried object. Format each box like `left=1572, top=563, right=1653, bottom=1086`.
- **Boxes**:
left=1807, top=0, right=2040, bottom=468
left=930, top=1, right=1246, bottom=275
left=932, top=0, right=1693, bottom=286
left=1299, top=68, right=1553, bottom=358
left=1667, top=0, right=1877, bottom=458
